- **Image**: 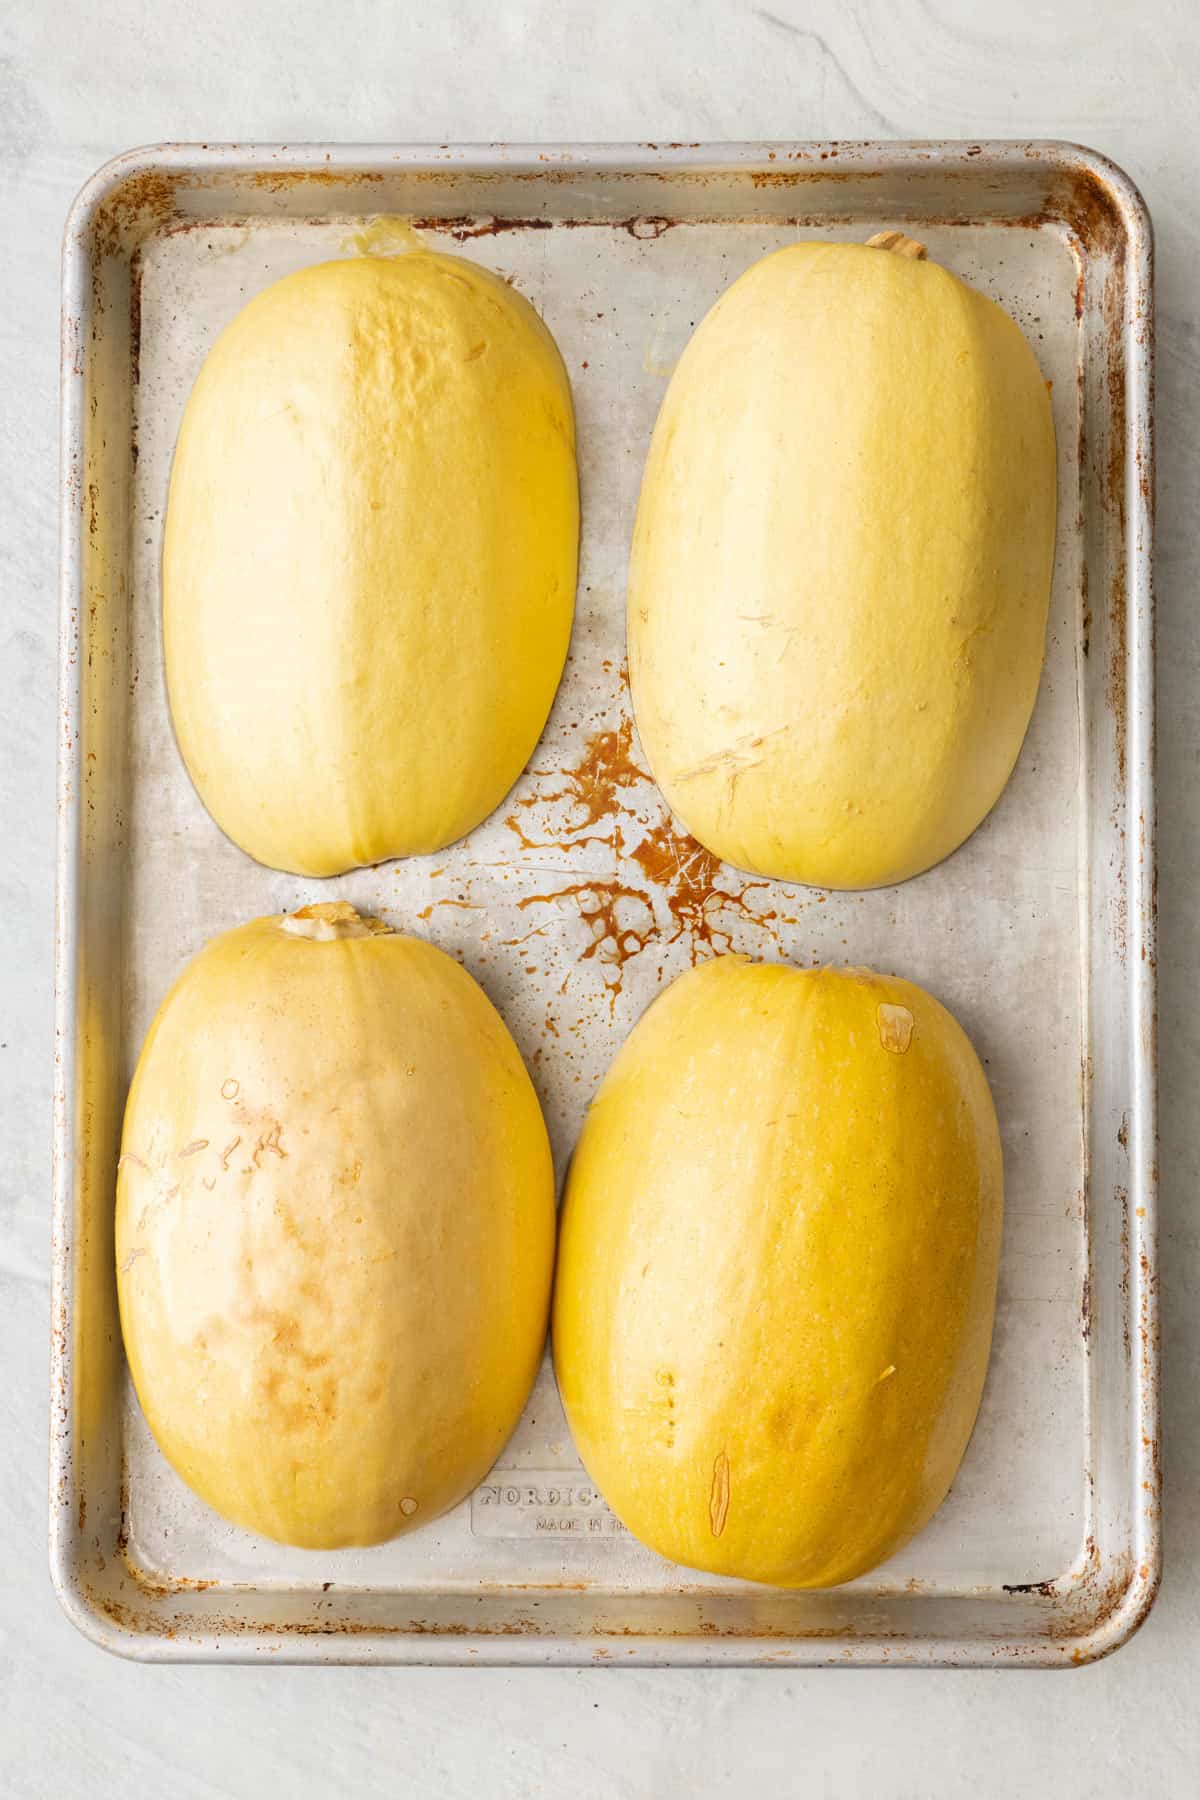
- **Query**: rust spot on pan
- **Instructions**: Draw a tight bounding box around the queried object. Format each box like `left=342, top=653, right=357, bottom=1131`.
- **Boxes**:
left=129, top=252, right=144, bottom=418
left=413, top=213, right=677, bottom=243
left=414, top=214, right=555, bottom=242
left=1118, top=1184, right=1132, bottom=1362
left=248, top=168, right=385, bottom=194
left=1050, top=166, right=1133, bottom=261
left=625, top=216, right=671, bottom=239
left=91, top=169, right=181, bottom=258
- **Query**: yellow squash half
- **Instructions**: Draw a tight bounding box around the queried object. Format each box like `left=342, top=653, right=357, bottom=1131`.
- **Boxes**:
left=553, top=956, right=1002, bottom=1587
left=116, top=902, right=555, bottom=1548
left=628, top=235, right=1057, bottom=889
left=164, top=251, right=578, bottom=876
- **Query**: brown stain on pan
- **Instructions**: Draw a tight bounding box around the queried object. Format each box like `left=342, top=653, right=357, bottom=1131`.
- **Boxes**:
left=128, top=252, right=144, bottom=424
left=93, top=1578, right=1115, bottom=1651
left=93, top=1583, right=876, bottom=1645
left=1118, top=1184, right=1132, bottom=1363
left=248, top=169, right=386, bottom=194
left=1002, top=1576, right=1058, bottom=1598
left=631, top=821, right=777, bottom=952
left=488, top=716, right=802, bottom=1003
left=414, top=215, right=556, bottom=241
left=90, top=169, right=180, bottom=258
left=1057, top=166, right=1144, bottom=809
left=1003, top=1535, right=1141, bottom=1650
left=1099, top=226, right=1131, bottom=789
left=123, top=1571, right=217, bottom=1600
left=1137, top=1242, right=1161, bottom=1513
left=1052, top=166, right=1135, bottom=262
left=541, top=714, right=652, bottom=836
left=413, top=213, right=677, bottom=241
left=515, top=878, right=656, bottom=997
left=504, top=715, right=651, bottom=855
left=1035, top=160, right=1146, bottom=978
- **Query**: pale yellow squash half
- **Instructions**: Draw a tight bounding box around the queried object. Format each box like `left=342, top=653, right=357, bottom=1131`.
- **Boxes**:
left=164, top=252, right=578, bottom=876
left=553, top=956, right=1002, bottom=1588
left=116, top=902, right=555, bottom=1549
left=628, top=235, right=1057, bottom=889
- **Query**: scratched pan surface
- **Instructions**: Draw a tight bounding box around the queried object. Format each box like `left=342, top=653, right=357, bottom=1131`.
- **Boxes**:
left=53, top=143, right=1156, bottom=1665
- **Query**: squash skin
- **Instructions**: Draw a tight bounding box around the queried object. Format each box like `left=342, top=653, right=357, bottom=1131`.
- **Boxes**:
left=552, top=956, right=1002, bottom=1588
left=164, top=252, right=578, bottom=876
left=628, top=241, right=1056, bottom=890
left=116, top=903, right=555, bottom=1549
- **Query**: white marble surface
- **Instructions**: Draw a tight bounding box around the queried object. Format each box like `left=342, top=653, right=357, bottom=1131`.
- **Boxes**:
left=2, top=1, right=1196, bottom=1793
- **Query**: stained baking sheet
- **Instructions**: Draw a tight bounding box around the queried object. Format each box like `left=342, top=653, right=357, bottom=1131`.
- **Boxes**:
left=53, top=141, right=1157, bottom=1664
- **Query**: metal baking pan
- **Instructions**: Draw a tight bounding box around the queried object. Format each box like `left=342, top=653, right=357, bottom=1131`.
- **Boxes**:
left=53, top=141, right=1157, bottom=1666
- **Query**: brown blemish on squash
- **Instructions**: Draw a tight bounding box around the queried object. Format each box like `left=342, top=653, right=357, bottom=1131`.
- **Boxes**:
left=653, top=1368, right=677, bottom=1448
left=253, top=1121, right=287, bottom=1164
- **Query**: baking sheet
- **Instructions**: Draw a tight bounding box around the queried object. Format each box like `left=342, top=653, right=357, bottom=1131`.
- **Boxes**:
left=53, top=142, right=1157, bottom=1664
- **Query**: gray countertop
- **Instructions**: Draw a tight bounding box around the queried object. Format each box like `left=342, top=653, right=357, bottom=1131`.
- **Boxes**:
left=3, top=2, right=1196, bottom=1793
